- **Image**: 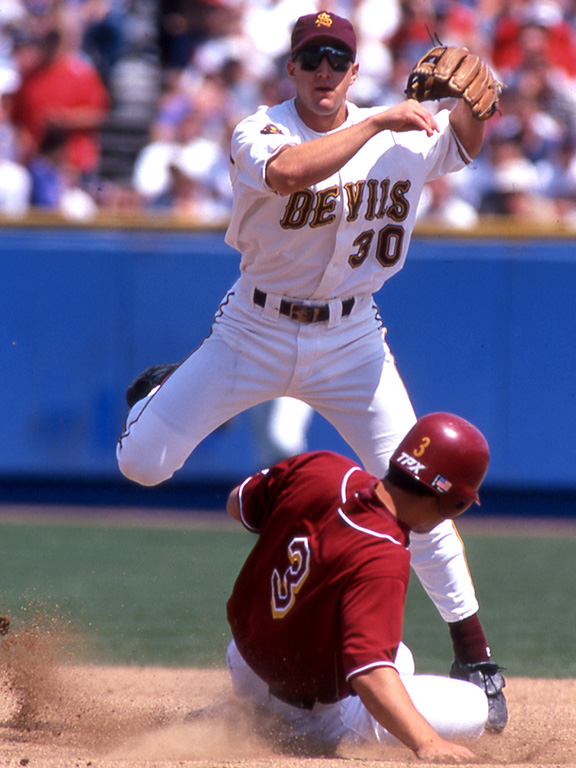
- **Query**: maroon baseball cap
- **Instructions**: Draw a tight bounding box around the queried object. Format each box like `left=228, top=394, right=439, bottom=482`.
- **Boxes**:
left=291, top=11, right=357, bottom=57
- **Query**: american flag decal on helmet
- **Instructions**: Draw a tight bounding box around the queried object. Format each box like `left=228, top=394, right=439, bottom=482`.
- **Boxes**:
left=432, top=474, right=453, bottom=493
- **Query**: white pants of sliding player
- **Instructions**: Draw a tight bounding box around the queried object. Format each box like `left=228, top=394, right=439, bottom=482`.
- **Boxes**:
left=226, top=640, right=487, bottom=750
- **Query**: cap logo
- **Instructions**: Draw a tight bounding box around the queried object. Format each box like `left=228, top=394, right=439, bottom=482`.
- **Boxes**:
left=261, top=123, right=284, bottom=135
left=315, top=12, right=333, bottom=28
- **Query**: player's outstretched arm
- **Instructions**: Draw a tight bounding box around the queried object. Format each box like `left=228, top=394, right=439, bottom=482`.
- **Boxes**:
left=351, top=666, right=477, bottom=761
left=449, top=99, right=486, bottom=158
left=266, top=101, right=439, bottom=195
left=370, top=100, right=440, bottom=136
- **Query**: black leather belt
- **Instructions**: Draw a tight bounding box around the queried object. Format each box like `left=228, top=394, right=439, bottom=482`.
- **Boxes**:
left=269, top=688, right=316, bottom=710
left=254, top=288, right=354, bottom=324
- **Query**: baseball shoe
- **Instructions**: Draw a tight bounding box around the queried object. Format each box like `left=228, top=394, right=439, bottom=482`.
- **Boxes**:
left=125, top=363, right=178, bottom=409
left=450, top=659, right=508, bottom=733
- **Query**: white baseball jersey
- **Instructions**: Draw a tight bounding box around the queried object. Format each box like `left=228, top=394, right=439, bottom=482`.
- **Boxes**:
left=226, top=98, right=471, bottom=300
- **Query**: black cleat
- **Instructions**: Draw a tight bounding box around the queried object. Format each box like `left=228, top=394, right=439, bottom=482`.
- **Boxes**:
left=125, top=363, right=178, bottom=408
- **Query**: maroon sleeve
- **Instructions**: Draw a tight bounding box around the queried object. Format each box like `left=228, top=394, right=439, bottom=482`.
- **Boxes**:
left=237, top=470, right=272, bottom=532
left=236, top=456, right=296, bottom=531
left=237, top=451, right=360, bottom=532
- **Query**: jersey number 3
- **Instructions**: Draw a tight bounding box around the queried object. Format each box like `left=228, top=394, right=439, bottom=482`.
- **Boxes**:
left=271, top=536, right=311, bottom=619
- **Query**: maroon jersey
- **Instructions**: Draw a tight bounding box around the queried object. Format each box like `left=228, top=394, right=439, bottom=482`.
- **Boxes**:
left=227, top=451, right=411, bottom=705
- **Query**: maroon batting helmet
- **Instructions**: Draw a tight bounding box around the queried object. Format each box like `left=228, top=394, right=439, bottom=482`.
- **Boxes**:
left=390, top=413, right=490, bottom=515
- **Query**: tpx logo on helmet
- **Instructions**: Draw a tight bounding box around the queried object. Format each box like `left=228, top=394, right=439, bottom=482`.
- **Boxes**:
left=394, top=451, right=426, bottom=476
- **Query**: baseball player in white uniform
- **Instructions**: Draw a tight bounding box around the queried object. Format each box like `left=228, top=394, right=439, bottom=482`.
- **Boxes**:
left=117, top=11, right=507, bottom=730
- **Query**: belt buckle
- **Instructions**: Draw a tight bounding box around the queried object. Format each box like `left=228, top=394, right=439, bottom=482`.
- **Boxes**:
left=289, top=304, right=320, bottom=323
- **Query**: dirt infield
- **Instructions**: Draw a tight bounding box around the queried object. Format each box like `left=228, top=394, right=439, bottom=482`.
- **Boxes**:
left=0, top=659, right=574, bottom=768
left=0, top=510, right=573, bottom=767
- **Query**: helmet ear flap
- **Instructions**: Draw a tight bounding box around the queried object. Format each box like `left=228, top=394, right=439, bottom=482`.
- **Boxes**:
left=389, top=413, right=489, bottom=516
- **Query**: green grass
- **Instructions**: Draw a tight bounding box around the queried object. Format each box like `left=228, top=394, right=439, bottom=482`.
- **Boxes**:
left=0, top=519, right=252, bottom=667
left=403, top=534, right=576, bottom=677
left=0, top=517, right=573, bottom=676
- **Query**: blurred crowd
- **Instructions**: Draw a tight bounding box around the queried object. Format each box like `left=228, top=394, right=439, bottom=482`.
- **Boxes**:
left=2, top=0, right=576, bottom=225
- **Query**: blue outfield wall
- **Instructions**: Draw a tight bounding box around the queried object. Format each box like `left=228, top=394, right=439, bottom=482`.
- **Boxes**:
left=1, top=224, right=575, bottom=512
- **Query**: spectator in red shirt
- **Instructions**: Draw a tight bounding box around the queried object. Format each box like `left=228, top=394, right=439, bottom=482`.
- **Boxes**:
left=226, top=413, right=501, bottom=760
left=492, top=0, right=576, bottom=79
left=10, top=24, right=110, bottom=177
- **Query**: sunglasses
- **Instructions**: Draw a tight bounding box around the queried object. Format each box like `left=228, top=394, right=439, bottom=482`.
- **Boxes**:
left=295, top=45, right=354, bottom=72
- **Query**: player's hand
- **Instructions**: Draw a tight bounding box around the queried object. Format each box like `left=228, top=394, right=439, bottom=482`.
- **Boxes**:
left=374, top=100, right=439, bottom=136
left=415, top=736, right=478, bottom=762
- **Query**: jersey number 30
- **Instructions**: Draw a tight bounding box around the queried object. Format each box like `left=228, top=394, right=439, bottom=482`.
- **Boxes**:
left=271, top=536, right=311, bottom=619
left=349, top=224, right=404, bottom=268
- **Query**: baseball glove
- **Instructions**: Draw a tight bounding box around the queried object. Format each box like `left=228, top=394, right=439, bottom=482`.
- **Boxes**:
left=406, top=45, right=503, bottom=120
left=450, top=659, right=508, bottom=733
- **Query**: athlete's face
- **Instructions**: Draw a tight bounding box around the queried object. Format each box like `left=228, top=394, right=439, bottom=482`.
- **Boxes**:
left=287, top=48, right=359, bottom=131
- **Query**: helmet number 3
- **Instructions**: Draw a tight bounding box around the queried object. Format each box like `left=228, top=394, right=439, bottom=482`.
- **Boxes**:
left=413, top=436, right=431, bottom=457
left=271, top=536, right=311, bottom=619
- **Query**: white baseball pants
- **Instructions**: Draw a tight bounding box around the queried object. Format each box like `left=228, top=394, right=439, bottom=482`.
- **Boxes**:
left=117, top=275, right=479, bottom=622
left=226, top=640, right=487, bottom=749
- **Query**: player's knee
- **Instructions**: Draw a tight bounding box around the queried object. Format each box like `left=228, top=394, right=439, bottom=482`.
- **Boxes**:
left=453, top=680, right=489, bottom=740
left=116, top=441, right=174, bottom=487
left=118, top=456, right=169, bottom=486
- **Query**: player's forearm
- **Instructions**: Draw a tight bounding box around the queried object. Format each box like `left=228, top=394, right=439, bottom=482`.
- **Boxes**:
left=352, top=667, right=440, bottom=752
left=351, top=666, right=476, bottom=760
left=449, top=101, right=485, bottom=158
left=266, top=102, right=439, bottom=195
left=266, top=118, right=381, bottom=194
